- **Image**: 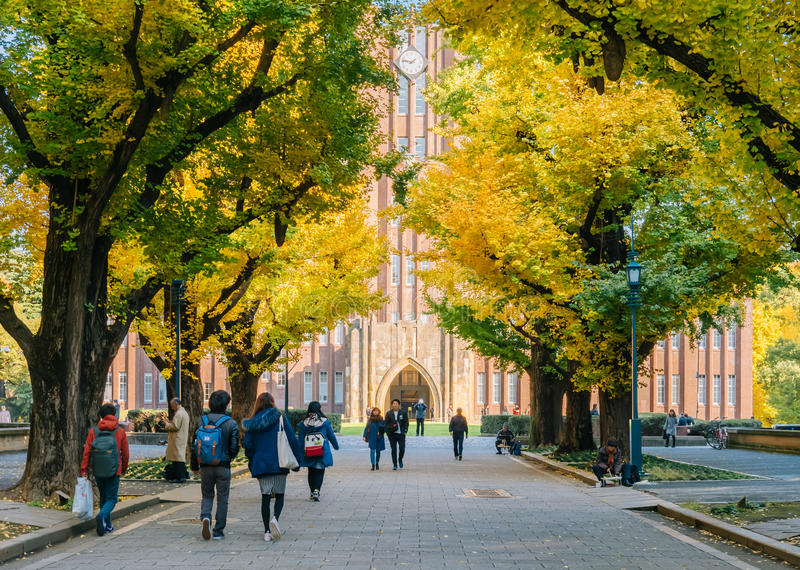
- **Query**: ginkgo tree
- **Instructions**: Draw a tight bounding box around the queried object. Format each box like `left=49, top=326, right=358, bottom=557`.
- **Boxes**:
left=0, top=0, right=397, bottom=499
left=403, top=36, right=783, bottom=454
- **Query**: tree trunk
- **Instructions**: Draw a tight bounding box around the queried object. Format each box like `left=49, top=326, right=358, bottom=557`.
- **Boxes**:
left=229, top=372, right=260, bottom=428
left=558, top=387, right=595, bottom=453
left=598, top=388, right=632, bottom=460
left=527, top=343, right=567, bottom=448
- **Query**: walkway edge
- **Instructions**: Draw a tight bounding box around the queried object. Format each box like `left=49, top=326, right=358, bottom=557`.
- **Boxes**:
left=0, top=465, right=250, bottom=565
left=520, top=450, right=800, bottom=567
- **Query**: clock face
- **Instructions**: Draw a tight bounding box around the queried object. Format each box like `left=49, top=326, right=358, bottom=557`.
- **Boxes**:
left=395, top=46, right=428, bottom=80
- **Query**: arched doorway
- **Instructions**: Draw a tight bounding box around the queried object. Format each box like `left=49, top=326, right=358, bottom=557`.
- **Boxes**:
left=375, top=358, right=442, bottom=420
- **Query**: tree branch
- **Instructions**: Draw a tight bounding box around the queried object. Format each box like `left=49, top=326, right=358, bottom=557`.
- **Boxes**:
left=123, top=0, right=146, bottom=91
left=0, top=294, right=35, bottom=359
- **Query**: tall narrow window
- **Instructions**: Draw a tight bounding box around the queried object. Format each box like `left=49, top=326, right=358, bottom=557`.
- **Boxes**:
left=396, top=137, right=409, bottom=153
left=158, top=374, right=167, bottom=403
left=713, top=374, right=721, bottom=405
left=303, top=371, right=313, bottom=403
left=406, top=258, right=416, bottom=285
left=656, top=374, right=665, bottom=405
left=492, top=372, right=502, bottom=404
left=391, top=254, right=401, bottom=285
left=415, top=74, right=426, bottom=115
left=334, top=371, right=344, bottom=403
left=118, top=372, right=127, bottom=402
left=697, top=374, right=707, bottom=405
left=727, top=327, right=737, bottom=350
left=713, top=329, right=722, bottom=349
left=671, top=334, right=680, bottom=350
left=276, top=363, right=286, bottom=388
left=657, top=340, right=665, bottom=348
left=727, top=375, right=737, bottom=405
left=414, top=136, right=426, bottom=159
left=698, top=334, right=707, bottom=349
left=319, top=329, right=328, bottom=346
left=204, top=382, right=212, bottom=401
left=104, top=372, right=113, bottom=402
left=143, top=373, right=153, bottom=404
left=477, top=372, right=486, bottom=404
left=415, top=26, right=427, bottom=57
left=671, top=374, right=680, bottom=406
left=335, top=323, right=345, bottom=345
left=391, top=311, right=400, bottom=324
left=261, top=371, right=270, bottom=383
left=508, top=373, right=517, bottom=404
left=319, top=371, right=328, bottom=403
left=397, top=75, right=409, bottom=115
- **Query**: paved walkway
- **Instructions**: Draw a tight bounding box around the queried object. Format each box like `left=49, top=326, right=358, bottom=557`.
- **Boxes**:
left=644, top=446, right=800, bottom=480
left=4, top=436, right=788, bottom=569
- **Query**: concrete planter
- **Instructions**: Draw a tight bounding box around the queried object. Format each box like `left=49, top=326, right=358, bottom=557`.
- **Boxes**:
left=727, top=428, right=800, bottom=454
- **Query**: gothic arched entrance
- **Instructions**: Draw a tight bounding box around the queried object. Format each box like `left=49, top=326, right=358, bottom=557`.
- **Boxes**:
left=375, top=358, right=442, bottom=420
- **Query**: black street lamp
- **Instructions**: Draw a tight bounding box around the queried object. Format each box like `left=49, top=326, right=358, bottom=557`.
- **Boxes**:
left=171, top=279, right=186, bottom=400
left=627, top=225, right=643, bottom=471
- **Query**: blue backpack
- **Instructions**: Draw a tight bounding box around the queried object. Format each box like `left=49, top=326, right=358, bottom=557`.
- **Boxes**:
left=196, top=415, right=231, bottom=466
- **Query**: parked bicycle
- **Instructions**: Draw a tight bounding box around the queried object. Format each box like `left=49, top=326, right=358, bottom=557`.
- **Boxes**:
left=705, top=419, right=728, bottom=449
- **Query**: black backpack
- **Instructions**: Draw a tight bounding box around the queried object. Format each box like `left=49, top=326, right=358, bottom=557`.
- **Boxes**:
left=620, top=463, right=641, bottom=486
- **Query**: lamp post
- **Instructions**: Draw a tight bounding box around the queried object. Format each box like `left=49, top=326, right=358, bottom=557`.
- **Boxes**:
left=626, top=226, right=643, bottom=471
left=171, top=279, right=186, bottom=400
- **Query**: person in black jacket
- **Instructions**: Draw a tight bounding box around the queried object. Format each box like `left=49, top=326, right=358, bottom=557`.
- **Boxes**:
left=495, top=423, right=515, bottom=454
left=190, top=390, right=240, bottom=540
left=448, top=408, right=469, bottom=460
left=384, top=399, right=409, bottom=470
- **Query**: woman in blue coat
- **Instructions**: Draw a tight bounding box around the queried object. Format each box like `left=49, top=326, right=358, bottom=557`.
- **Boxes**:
left=362, top=407, right=386, bottom=470
left=296, top=401, right=339, bottom=502
left=242, top=392, right=301, bottom=543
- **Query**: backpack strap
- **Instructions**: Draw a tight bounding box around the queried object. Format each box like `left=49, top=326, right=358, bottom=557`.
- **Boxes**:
left=93, top=425, right=100, bottom=438
left=201, top=414, right=209, bottom=426
left=215, top=415, right=231, bottom=426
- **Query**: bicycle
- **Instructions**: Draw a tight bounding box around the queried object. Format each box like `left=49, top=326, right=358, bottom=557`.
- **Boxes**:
left=705, top=419, right=728, bottom=449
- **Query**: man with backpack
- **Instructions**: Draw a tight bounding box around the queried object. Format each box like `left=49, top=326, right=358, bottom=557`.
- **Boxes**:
left=190, top=390, right=239, bottom=540
left=81, top=403, right=130, bottom=536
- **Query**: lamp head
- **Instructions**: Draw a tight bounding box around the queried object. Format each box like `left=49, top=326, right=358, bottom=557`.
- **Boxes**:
left=627, top=260, right=642, bottom=288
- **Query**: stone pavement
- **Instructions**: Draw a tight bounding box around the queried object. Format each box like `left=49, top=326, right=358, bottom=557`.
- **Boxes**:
left=643, top=447, right=800, bottom=480
left=4, top=436, right=789, bottom=569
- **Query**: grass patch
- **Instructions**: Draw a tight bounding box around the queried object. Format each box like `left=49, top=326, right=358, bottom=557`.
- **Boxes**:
left=534, top=449, right=755, bottom=481
left=338, top=422, right=480, bottom=437
left=0, top=521, right=39, bottom=540
left=683, top=501, right=800, bottom=526
left=124, top=455, right=248, bottom=480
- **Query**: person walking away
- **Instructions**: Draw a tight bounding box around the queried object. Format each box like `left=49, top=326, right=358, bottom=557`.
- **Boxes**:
left=495, top=422, right=515, bottom=454
left=243, top=392, right=301, bottom=542
left=113, top=399, right=120, bottom=419
left=164, top=398, right=190, bottom=482
left=592, top=438, right=622, bottom=486
left=0, top=405, right=11, bottom=423
left=362, top=407, right=386, bottom=470
left=412, top=399, right=427, bottom=436
left=297, top=401, right=339, bottom=501
left=449, top=408, right=469, bottom=460
left=81, top=403, right=129, bottom=536
left=385, top=398, right=409, bottom=470
left=190, top=390, right=239, bottom=540
left=664, top=409, right=678, bottom=448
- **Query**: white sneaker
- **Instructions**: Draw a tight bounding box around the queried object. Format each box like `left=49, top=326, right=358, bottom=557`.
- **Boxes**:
left=264, top=532, right=273, bottom=542
left=269, top=517, right=281, bottom=540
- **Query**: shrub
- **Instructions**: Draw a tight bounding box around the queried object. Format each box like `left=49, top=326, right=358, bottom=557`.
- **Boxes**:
left=285, top=409, right=341, bottom=433
left=126, top=408, right=169, bottom=432
left=480, top=414, right=530, bottom=435
left=640, top=413, right=668, bottom=436
left=689, top=418, right=762, bottom=435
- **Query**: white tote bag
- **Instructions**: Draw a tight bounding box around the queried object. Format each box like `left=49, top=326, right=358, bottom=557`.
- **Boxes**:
left=277, top=415, right=299, bottom=469
left=72, top=476, right=93, bottom=520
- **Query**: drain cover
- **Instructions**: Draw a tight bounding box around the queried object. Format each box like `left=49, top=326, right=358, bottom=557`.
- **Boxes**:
left=464, top=488, right=512, bottom=498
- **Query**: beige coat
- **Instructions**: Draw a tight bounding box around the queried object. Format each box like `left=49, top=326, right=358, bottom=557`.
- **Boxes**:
left=165, top=406, right=190, bottom=462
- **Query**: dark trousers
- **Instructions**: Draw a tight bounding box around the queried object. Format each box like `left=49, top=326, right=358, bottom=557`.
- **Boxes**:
left=452, top=431, right=465, bottom=457
left=200, top=465, right=231, bottom=532
left=388, top=432, right=406, bottom=466
left=592, top=464, right=607, bottom=481
left=416, top=418, right=425, bottom=436
left=665, top=434, right=676, bottom=447
left=96, top=475, right=120, bottom=525
left=307, top=467, right=325, bottom=492
left=166, top=461, right=188, bottom=481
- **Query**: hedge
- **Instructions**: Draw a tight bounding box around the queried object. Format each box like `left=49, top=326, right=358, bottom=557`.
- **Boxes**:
left=637, top=413, right=762, bottom=436
left=689, top=418, right=762, bottom=435
left=480, top=414, right=530, bottom=435
left=286, top=409, right=342, bottom=433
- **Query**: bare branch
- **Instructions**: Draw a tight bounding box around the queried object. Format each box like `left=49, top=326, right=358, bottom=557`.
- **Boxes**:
left=123, top=0, right=146, bottom=91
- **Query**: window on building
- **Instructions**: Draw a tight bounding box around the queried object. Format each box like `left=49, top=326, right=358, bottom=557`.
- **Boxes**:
left=261, top=371, right=270, bottom=383
left=404, top=311, right=415, bottom=321
left=143, top=373, right=153, bottom=404
left=414, top=137, right=426, bottom=160
left=319, top=371, right=328, bottom=403
left=397, top=137, right=409, bottom=153
left=158, top=374, right=167, bottom=403
left=406, top=258, right=416, bottom=286
left=713, top=374, right=721, bottom=405
left=319, top=329, right=328, bottom=346
left=335, top=323, right=345, bottom=345
left=657, top=340, right=665, bottom=348
left=391, top=254, right=401, bottom=286
left=104, top=372, right=113, bottom=402
left=671, top=334, right=680, bottom=350
left=671, top=374, right=680, bottom=406
left=713, top=329, right=722, bottom=349
left=656, top=374, right=665, bottom=405
left=420, top=260, right=430, bottom=271
left=477, top=372, right=486, bottom=404
left=415, top=26, right=427, bottom=56
left=397, top=76, right=409, bottom=115
left=727, top=375, right=736, bottom=405
left=492, top=372, right=502, bottom=404
left=508, top=372, right=517, bottom=404
left=304, top=333, right=313, bottom=345
left=391, top=311, right=400, bottom=324
left=697, top=374, right=707, bottom=405
left=204, top=382, right=212, bottom=401
left=276, top=364, right=286, bottom=387
left=120, top=335, right=127, bottom=348
left=698, top=334, right=707, bottom=349
left=420, top=313, right=430, bottom=324
left=118, top=372, right=127, bottom=402
left=303, top=371, right=312, bottom=403
left=335, top=371, right=344, bottom=404
left=727, top=327, right=737, bottom=350
left=415, top=74, right=426, bottom=115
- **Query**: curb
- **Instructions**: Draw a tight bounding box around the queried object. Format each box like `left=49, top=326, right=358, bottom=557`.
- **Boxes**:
left=0, top=464, right=252, bottom=564
left=520, top=450, right=800, bottom=567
